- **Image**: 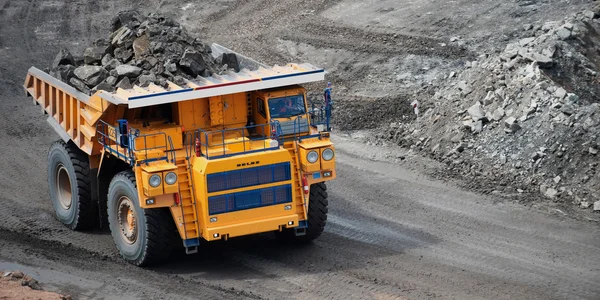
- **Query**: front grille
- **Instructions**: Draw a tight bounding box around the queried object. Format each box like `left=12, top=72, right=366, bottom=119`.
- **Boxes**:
left=279, top=118, right=309, bottom=136
left=207, top=162, right=291, bottom=193
left=208, top=184, right=293, bottom=215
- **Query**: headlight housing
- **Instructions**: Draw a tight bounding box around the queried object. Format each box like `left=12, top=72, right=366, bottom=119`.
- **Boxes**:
left=322, top=148, right=334, bottom=161
left=307, top=150, right=319, bottom=163
left=149, top=174, right=162, bottom=187
left=165, top=172, right=177, bottom=185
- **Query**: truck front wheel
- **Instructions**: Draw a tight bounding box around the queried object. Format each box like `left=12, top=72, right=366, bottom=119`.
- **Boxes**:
left=277, top=182, right=328, bottom=243
left=107, top=171, right=176, bottom=266
left=47, top=140, right=95, bottom=230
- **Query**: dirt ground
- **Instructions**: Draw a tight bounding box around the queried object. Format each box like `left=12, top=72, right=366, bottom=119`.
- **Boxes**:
left=0, top=0, right=599, bottom=299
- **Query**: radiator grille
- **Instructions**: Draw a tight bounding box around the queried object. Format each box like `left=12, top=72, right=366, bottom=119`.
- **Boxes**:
left=207, top=162, right=291, bottom=193
left=208, top=185, right=292, bottom=215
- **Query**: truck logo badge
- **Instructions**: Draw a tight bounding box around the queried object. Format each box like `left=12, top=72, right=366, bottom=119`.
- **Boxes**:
left=237, top=161, right=260, bottom=167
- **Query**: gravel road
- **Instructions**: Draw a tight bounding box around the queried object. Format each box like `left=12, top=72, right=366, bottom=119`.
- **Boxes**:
left=0, top=1, right=598, bottom=299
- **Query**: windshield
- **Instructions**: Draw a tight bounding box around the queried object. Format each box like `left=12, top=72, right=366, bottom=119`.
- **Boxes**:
left=268, top=95, right=306, bottom=118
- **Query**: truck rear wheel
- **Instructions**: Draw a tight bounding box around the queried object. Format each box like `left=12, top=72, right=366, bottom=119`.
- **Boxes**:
left=107, top=171, right=175, bottom=266
left=47, top=140, right=95, bottom=230
left=278, top=182, right=328, bottom=243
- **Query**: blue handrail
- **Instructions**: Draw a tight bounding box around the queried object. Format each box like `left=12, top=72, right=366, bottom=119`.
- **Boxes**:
left=96, top=120, right=171, bottom=165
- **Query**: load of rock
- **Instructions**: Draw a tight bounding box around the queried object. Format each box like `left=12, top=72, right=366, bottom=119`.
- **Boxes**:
left=49, top=11, right=239, bottom=95
left=373, top=8, right=600, bottom=212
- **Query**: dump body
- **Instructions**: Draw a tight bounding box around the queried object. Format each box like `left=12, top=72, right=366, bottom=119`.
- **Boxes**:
left=25, top=59, right=336, bottom=257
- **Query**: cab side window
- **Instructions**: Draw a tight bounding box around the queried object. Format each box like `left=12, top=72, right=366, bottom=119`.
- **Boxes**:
left=257, top=98, right=266, bottom=118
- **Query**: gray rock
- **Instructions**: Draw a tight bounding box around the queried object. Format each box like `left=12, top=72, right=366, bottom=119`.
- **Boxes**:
left=594, top=200, right=600, bottom=211
left=115, top=77, right=132, bottom=90
left=52, top=49, right=75, bottom=68
left=138, top=73, right=156, bottom=87
left=504, top=117, right=521, bottom=133
left=222, top=53, right=240, bottom=72
left=539, top=184, right=548, bottom=194
left=566, top=93, right=579, bottom=103
left=556, top=27, right=571, bottom=40
left=589, top=147, right=598, bottom=155
left=519, top=37, right=536, bottom=47
left=93, top=82, right=115, bottom=93
left=560, top=104, right=575, bottom=116
left=83, top=47, right=106, bottom=64
left=51, top=64, right=76, bottom=82
left=164, top=62, right=176, bottom=73
left=492, top=107, right=505, bottom=121
left=583, top=10, right=596, bottom=19
left=555, top=87, right=567, bottom=100
left=553, top=176, right=561, bottom=184
left=74, top=66, right=109, bottom=87
left=101, top=54, right=114, bottom=66
left=106, top=76, right=118, bottom=86
left=114, top=47, right=133, bottom=62
left=179, top=50, right=207, bottom=77
left=111, top=26, right=133, bottom=45
left=472, top=120, right=483, bottom=134
left=115, top=65, right=142, bottom=78
left=69, top=77, right=90, bottom=94
left=544, top=188, right=558, bottom=198
left=468, top=102, right=486, bottom=122
left=105, top=59, right=120, bottom=70
left=522, top=53, right=553, bottom=68
left=483, top=91, right=496, bottom=106
left=580, top=201, right=591, bottom=209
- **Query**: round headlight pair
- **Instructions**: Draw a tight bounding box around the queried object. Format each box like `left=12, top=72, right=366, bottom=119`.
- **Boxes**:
left=307, top=151, right=319, bottom=163
left=149, top=174, right=162, bottom=187
left=149, top=172, right=177, bottom=187
left=322, top=148, right=334, bottom=161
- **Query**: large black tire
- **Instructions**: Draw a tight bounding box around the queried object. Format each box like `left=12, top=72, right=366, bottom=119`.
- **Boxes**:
left=47, top=140, right=95, bottom=230
left=107, top=171, right=176, bottom=266
left=278, top=182, right=328, bottom=243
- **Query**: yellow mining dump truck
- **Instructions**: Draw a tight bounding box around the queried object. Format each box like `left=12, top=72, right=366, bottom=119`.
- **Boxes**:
left=23, top=59, right=335, bottom=266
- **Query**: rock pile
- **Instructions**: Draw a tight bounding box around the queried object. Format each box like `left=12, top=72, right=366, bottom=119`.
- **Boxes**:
left=49, top=11, right=238, bottom=94
left=2, top=271, right=42, bottom=290
left=373, top=9, right=600, bottom=212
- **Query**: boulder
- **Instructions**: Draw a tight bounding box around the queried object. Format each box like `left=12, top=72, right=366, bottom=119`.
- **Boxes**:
left=138, top=73, right=156, bottom=87
left=504, top=117, right=521, bottom=133
left=52, top=49, right=76, bottom=68
left=492, top=107, right=505, bottom=121
left=221, top=53, right=240, bottom=72
left=116, top=77, right=133, bottom=90
left=114, top=47, right=133, bottom=62
left=179, top=50, right=207, bottom=77
left=74, top=66, right=109, bottom=87
left=115, top=65, right=142, bottom=78
left=51, top=64, right=76, bottom=82
left=83, top=47, right=107, bottom=64
left=69, top=77, right=90, bottom=94
left=133, top=34, right=151, bottom=58
left=467, top=102, right=486, bottom=122
left=522, top=53, right=553, bottom=68
left=556, top=27, right=571, bottom=40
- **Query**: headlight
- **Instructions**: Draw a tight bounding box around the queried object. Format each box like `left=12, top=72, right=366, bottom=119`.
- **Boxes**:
left=322, top=148, right=334, bottom=161
left=165, top=172, right=177, bottom=185
left=307, top=151, right=319, bottom=163
left=149, top=174, right=161, bottom=187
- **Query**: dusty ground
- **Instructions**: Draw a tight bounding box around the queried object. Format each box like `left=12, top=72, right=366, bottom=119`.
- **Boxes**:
left=0, top=0, right=599, bottom=299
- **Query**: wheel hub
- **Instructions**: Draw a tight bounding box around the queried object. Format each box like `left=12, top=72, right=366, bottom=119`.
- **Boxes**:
left=117, top=196, right=137, bottom=244
left=56, top=164, right=72, bottom=210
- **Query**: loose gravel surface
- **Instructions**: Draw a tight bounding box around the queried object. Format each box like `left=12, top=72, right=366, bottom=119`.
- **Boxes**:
left=0, top=1, right=599, bottom=299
